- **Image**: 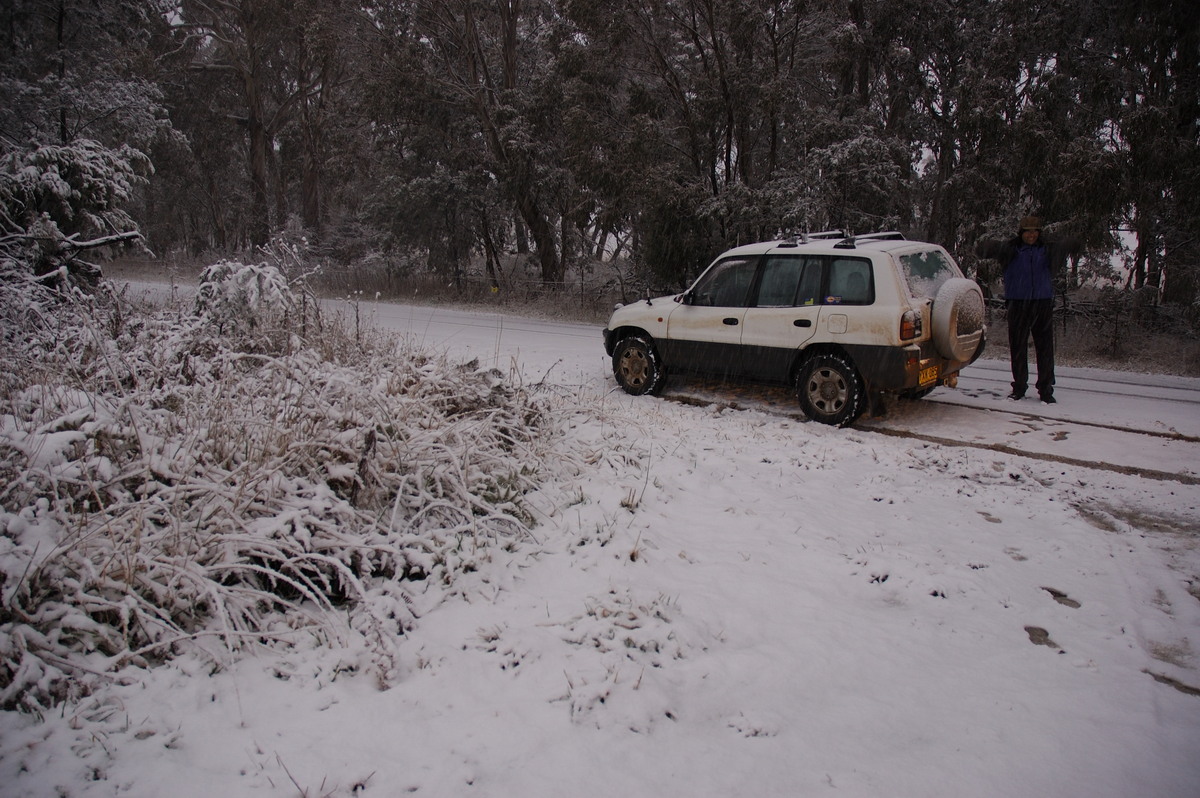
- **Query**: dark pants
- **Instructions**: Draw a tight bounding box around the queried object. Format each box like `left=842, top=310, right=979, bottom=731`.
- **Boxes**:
left=1006, top=299, right=1055, bottom=396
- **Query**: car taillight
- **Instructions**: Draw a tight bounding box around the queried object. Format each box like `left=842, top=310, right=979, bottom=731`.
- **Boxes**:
left=900, top=309, right=922, bottom=340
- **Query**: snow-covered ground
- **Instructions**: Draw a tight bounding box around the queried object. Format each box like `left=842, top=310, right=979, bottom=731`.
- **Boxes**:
left=3, top=292, right=1198, bottom=798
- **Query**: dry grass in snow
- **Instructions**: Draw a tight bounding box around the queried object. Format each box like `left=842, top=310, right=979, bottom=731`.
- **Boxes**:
left=0, top=260, right=554, bottom=713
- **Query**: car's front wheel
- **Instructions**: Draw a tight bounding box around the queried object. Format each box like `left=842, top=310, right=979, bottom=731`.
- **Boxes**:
left=612, top=335, right=666, bottom=395
left=796, top=353, right=864, bottom=427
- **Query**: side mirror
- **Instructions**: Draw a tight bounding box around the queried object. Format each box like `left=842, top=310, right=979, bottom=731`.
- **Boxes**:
left=675, top=292, right=690, bottom=305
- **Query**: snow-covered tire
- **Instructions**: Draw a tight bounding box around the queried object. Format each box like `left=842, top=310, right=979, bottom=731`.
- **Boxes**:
left=796, top=353, right=864, bottom=427
left=932, top=278, right=986, bottom=361
left=613, top=335, right=666, bottom=396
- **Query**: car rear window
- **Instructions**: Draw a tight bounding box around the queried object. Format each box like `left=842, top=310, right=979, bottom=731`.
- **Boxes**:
left=899, top=249, right=957, bottom=299
left=827, top=258, right=874, bottom=305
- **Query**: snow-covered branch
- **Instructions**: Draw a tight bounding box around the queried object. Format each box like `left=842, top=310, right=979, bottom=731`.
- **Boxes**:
left=61, top=230, right=143, bottom=250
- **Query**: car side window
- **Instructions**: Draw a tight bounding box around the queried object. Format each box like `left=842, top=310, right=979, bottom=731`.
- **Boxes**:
left=690, top=256, right=758, bottom=307
left=755, top=256, right=804, bottom=307
left=796, top=258, right=823, bottom=306
left=754, top=255, right=823, bottom=307
left=827, top=258, right=874, bottom=305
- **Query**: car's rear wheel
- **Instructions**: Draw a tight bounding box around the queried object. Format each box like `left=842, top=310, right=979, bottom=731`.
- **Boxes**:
left=613, top=335, right=666, bottom=395
left=796, top=353, right=864, bottom=427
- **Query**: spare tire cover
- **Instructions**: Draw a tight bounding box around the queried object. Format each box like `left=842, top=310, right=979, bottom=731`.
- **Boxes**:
left=932, top=278, right=986, bottom=361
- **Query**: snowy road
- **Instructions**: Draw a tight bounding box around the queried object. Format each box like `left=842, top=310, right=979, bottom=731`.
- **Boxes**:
left=346, top=298, right=1200, bottom=484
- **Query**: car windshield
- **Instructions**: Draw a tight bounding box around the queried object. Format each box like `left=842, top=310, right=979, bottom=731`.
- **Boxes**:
left=899, top=249, right=957, bottom=299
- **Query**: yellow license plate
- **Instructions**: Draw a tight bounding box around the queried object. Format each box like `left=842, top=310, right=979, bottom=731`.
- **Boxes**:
left=919, top=364, right=939, bottom=385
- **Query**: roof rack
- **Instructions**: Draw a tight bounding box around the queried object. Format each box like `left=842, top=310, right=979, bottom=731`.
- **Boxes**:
left=778, top=230, right=905, bottom=248
left=833, top=231, right=906, bottom=249
left=778, top=229, right=846, bottom=247
left=806, top=229, right=849, bottom=240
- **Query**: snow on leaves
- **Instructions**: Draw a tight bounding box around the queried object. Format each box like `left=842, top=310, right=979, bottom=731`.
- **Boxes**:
left=194, top=259, right=293, bottom=339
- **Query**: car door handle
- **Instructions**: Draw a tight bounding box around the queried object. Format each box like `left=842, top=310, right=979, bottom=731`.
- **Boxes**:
left=723, top=317, right=739, bottom=325
left=793, top=319, right=812, bottom=328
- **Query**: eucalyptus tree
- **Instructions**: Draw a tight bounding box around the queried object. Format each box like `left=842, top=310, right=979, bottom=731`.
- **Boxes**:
left=169, top=0, right=363, bottom=247
left=825, top=0, right=1022, bottom=260
left=272, top=4, right=370, bottom=238
left=945, top=0, right=1198, bottom=302
left=421, top=0, right=575, bottom=284
left=1100, top=0, right=1199, bottom=303
left=564, top=0, right=852, bottom=285
left=821, top=0, right=1129, bottom=293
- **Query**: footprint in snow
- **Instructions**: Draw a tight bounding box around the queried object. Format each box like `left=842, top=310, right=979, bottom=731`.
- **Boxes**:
left=1042, top=587, right=1081, bottom=608
left=1005, top=547, right=1028, bottom=562
left=1025, top=626, right=1065, bottom=652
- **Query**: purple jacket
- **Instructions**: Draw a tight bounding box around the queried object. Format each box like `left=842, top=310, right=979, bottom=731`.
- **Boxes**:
left=976, top=235, right=1082, bottom=301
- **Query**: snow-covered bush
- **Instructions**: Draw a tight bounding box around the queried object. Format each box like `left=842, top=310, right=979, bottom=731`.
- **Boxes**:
left=0, top=139, right=147, bottom=288
left=194, top=259, right=294, bottom=348
left=0, top=140, right=147, bottom=236
left=0, top=285, right=553, bottom=713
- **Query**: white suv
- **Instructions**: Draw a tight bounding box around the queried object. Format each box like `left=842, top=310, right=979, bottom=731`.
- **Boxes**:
left=602, top=231, right=986, bottom=426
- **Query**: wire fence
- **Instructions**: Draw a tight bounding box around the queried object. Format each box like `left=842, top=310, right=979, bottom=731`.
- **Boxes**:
left=986, top=289, right=1197, bottom=337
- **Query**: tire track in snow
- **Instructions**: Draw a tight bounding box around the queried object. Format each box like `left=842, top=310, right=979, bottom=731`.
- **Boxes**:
left=862, top=425, right=1200, bottom=486
left=928, top=401, right=1200, bottom=443
left=660, top=382, right=1200, bottom=486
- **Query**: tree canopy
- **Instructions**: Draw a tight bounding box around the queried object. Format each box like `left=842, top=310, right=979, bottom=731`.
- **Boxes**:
left=1, top=0, right=1196, bottom=301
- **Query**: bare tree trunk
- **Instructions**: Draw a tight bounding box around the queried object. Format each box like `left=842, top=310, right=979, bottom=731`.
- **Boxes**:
left=481, top=211, right=502, bottom=290
left=246, top=110, right=271, bottom=247
left=240, top=1, right=271, bottom=248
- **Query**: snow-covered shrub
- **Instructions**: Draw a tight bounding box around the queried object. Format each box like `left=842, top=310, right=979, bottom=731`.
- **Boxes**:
left=0, top=139, right=147, bottom=288
left=0, top=140, right=147, bottom=234
left=193, top=237, right=340, bottom=354
left=0, top=288, right=553, bottom=712
left=194, top=259, right=294, bottom=349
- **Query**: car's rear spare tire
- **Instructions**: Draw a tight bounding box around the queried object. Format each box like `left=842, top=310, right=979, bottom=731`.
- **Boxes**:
left=613, top=335, right=666, bottom=395
left=796, top=353, right=864, bottom=427
left=932, top=278, right=986, bottom=361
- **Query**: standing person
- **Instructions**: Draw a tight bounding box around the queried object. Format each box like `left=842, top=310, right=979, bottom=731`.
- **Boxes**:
left=976, top=216, right=1081, bottom=403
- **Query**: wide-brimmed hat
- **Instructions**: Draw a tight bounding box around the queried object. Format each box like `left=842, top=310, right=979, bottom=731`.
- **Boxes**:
left=1019, top=215, right=1042, bottom=231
